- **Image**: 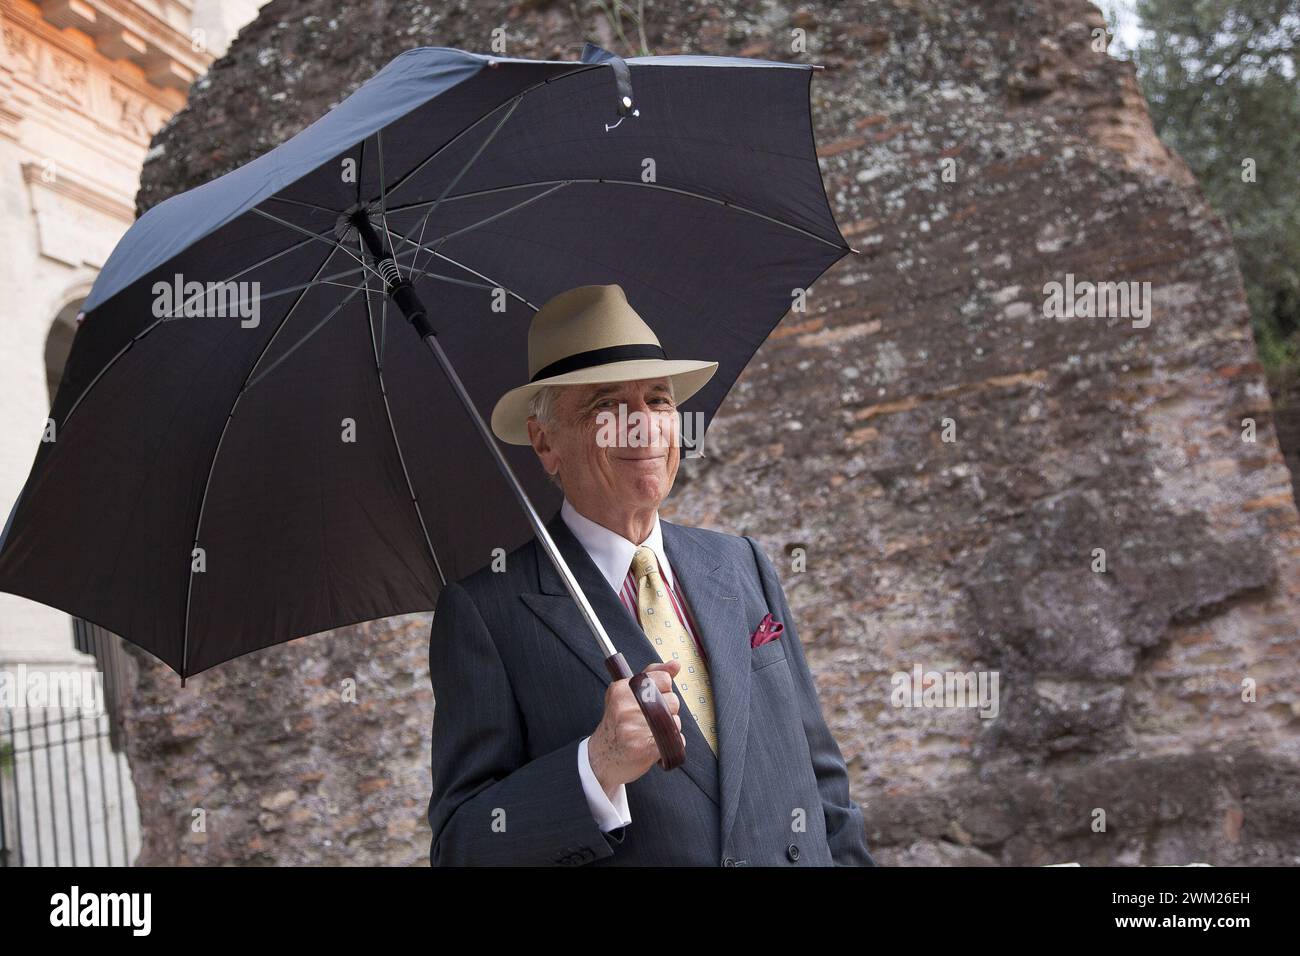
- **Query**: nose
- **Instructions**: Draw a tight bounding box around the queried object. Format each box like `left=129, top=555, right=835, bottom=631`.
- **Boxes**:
left=615, top=396, right=675, bottom=450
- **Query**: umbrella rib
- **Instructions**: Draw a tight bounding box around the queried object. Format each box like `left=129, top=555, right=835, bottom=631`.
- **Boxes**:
left=377, top=63, right=612, bottom=207
left=423, top=249, right=542, bottom=311
left=377, top=222, right=539, bottom=311
left=316, top=280, right=371, bottom=293
left=251, top=207, right=387, bottom=285
left=379, top=89, right=529, bottom=203
left=377, top=254, right=388, bottom=360
left=388, top=178, right=848, bottom=251
left=402, top=268, right=502, bottom=294
left=248, top=241, right=427, bottom=303
left=180, top=243, right=342, bottom=679
left=154, top=272, right=371, bottom=319
left=263, top=196, right=339, bottom=215
left=408, top=180, right=566, bottom=280
left=270, top=243, right=447, bottom=303
left=399, top=181, right=572, bottom=281
left=243, top=285, right=365, bottom=393
left=59, top=229, right=334, bottom=429
left=358, top=247, right=447, bottom=589
left=404, top=95, right=524, bottom=279
left=356, top=138, right=365, bottom=204
left=375, top=131, right=398, bottom=262
left=384, top=181, right=545, bottom=212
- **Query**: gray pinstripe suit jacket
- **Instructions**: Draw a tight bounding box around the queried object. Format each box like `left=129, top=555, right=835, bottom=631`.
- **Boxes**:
left=425, top=508, right=876, bottom=866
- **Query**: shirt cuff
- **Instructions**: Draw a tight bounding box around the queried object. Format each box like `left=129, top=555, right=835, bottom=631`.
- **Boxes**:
left=578, top=735, right=631, bottom=832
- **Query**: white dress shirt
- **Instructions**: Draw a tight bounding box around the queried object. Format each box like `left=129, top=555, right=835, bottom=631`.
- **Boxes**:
left=561, top=496, right=683, bottom=835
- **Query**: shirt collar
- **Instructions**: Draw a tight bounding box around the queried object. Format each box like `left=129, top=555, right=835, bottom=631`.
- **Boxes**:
left=559, top=496, right=676, bottom=594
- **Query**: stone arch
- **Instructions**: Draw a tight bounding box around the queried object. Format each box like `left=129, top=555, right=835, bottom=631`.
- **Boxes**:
left=44, top=283, right=92, bottom=407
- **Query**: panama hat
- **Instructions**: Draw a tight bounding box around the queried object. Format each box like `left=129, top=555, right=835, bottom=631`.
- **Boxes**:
left=490, top=284, right=719, bottom=445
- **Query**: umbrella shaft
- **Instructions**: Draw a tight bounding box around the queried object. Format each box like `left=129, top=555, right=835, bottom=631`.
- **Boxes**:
left=416, top=331, right=618, bottom=658
left=351, top=211, right=618, bottom=659
left=352, top=214, right=436, bottom=338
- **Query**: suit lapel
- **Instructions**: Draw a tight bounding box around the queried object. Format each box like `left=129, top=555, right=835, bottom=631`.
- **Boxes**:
left=520, top=509, right=720, bottom=808
left=660, top=519, right=752, bottom=852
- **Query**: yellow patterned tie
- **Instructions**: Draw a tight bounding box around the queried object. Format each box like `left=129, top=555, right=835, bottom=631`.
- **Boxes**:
left=629, top=546, right=718, bottom=756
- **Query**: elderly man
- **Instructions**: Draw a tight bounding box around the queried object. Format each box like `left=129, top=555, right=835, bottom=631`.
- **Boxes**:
left=426, top=284, right=875, bottom=866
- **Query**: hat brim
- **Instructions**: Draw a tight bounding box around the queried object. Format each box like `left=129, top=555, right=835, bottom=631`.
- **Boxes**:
left=490, top=358, right=720, bottom=445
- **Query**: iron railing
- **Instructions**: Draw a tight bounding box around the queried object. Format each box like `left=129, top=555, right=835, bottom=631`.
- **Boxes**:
left=0, top=622, right=138, bottom=866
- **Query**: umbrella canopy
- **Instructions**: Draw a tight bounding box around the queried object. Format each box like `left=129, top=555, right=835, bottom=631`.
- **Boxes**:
left=0, top=42, right=850, bottom=679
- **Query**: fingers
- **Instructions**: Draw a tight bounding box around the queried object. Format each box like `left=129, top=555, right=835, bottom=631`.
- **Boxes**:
left=645, top=667, right=678, bottom=696
left=624, top=669, right=679, bottom=713
left=644, top=659, right=682, bottom=675
left=621, top=681, right=678, bottom=715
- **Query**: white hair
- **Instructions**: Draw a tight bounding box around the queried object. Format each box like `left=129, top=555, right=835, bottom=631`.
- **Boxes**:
left=528, top=385, right=560, bottom=429
left=529, top=386, right=563, bottom=489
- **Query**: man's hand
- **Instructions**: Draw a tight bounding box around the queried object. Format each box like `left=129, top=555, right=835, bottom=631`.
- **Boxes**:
left=587, top=660, right=685, bottom=799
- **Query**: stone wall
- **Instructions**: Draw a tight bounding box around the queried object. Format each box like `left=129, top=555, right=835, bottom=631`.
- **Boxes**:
left=127, top=0, right=1300, bottom=865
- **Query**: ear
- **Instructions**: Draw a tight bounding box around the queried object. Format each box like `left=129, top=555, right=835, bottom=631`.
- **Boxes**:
left=527, top=415, right=559, bottom=477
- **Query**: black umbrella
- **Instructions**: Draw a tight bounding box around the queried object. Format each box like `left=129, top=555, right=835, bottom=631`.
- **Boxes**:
left=0, top=42, right=850, bottom=769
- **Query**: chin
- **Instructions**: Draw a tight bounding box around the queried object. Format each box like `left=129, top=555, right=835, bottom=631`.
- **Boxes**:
left=624, top=475, right=667, bottom=503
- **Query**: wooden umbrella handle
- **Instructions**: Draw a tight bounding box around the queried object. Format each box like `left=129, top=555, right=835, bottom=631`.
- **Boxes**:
left=605, top=653, right=685, bottom=770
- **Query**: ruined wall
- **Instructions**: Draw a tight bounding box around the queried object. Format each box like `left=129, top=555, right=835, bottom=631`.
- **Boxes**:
left=126, top=0, right=1300, bottom=865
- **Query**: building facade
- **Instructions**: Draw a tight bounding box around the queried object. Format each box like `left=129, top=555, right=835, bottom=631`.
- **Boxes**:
left=0, top=0, right=265, bottom=865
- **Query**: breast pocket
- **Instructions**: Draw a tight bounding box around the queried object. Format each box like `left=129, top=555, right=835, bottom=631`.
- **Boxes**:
left=750, top=635, right=788, bottom=670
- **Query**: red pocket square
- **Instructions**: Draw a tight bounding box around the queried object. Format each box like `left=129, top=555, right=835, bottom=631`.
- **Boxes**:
left=750, top=612, right=784, bottom=648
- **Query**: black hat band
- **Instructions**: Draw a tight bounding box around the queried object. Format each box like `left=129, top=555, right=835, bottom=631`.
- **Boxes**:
left=529, top=343, right=667, bottom=383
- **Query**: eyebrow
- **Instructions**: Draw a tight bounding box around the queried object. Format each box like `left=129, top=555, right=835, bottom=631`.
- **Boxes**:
left=585, top=383, right=672, bottom=403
